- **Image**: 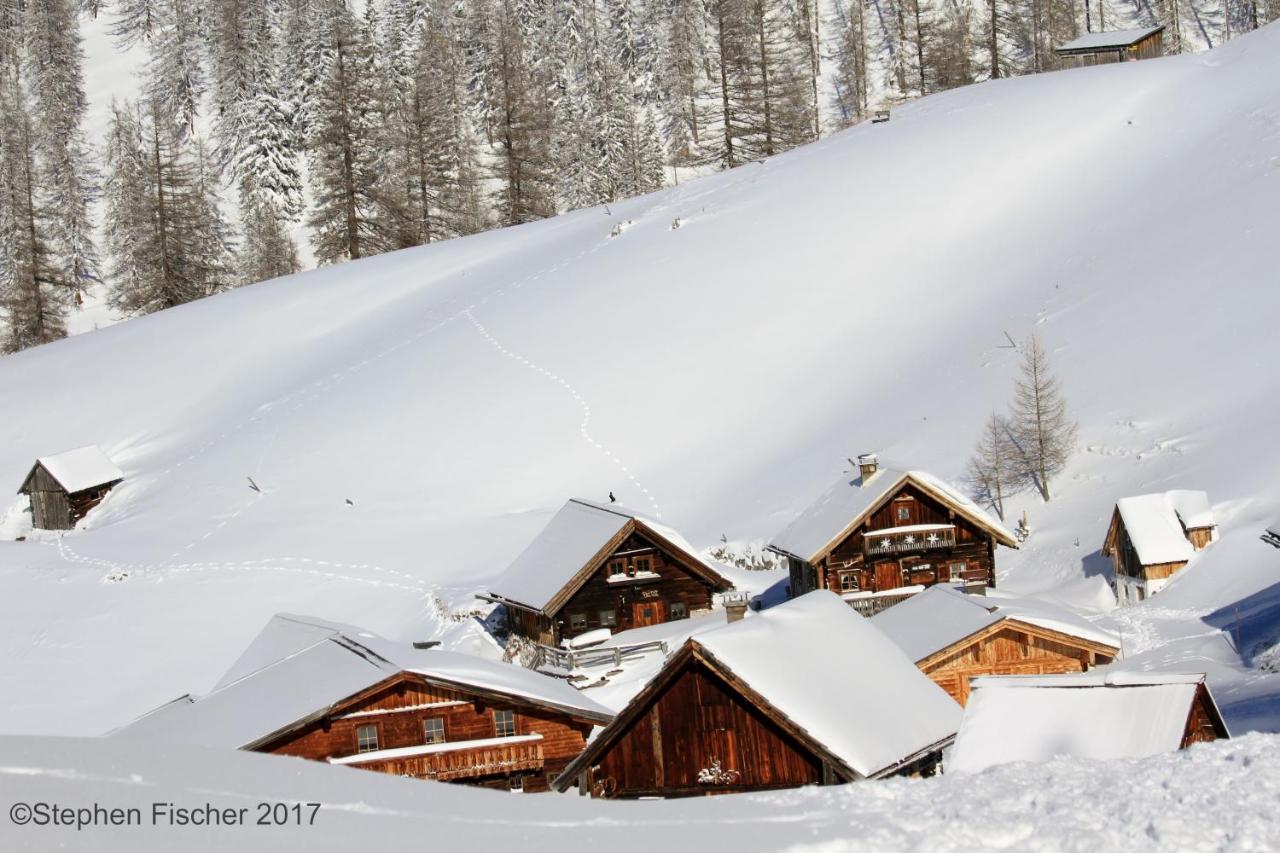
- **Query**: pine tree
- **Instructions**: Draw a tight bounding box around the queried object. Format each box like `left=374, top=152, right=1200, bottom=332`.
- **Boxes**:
left=238, top=182, right=301, bottom=285
left=967, top=412, right=1020, bottom=520
left=144, top=0, right=208, bottom=136
left=109, top=0, right=165, bottom=48
left=833, top=0, right=869, bottom=126
left=658, top=0, right=711, bottom=167
left=1009, top=333, right=1077, bottom=501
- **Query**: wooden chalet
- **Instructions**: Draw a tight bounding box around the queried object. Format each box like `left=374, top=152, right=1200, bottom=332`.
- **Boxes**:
left=111, top=614, right=613, bottom=792
left=1102, top=490, right=1216, bottom=604
left=553, top=591, right=960, bottom=798
left=768, top=454, right=1018, bottom=608
left=484, top=499, right=734, bottom=645
left=871, top=585, right=1120, bottom=705
left=1054, top=26, right=1165, bottom=66
left=948, top=671, right=1229, bottom=774
left=18, top=446, right=123, bottom=530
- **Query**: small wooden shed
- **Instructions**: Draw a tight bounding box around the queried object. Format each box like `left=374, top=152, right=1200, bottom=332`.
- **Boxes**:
left=1054, top=26, right=1165, bottom=67
left=1102, top=490, right=1216, bottom=604
left=18, top=446, right=123, bottom=530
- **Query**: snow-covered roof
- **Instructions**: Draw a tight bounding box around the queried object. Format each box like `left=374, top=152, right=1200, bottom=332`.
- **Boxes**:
left=20, top=445, right=123, bottom=494
left=1113, top=491, right=1214, bottom=565
left=949, top=671, right=1220, bottom=774
left=871, top=585, right=1120, bottom=663
left=487, top=499, right=729, bottom=613
left=692, top=591, right=960, bottom=778
left=1056, top=26, right=1164, bottom=53
left=768, top=466, right=1016, bottom=563
left=111, top=614, right=612, bottom=749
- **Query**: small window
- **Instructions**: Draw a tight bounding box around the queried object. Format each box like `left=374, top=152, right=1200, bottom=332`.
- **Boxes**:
left=599, top=609, right=617, bottom=628
left=949, top=561, right=966, bottom=581
left=569, top=613, right=588, bottom=631
left=494, top=709, right=517, bottom=738
left=608, top=560, right=625, bottom=576
left=355, top=724, right=379, bottom=753
left=423, top=717, right=446, bottom=744
left=509, top=775, right=525, bottom=791
left=635, top=557, right=651, bottom=574
left=896, top=506, right=911, bottom=522
left=670, top=601, right=688, bottom=619
left=840, top=572, right=859, bottom=592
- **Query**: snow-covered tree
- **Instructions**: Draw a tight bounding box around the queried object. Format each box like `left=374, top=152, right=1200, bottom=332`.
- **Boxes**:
left=238, top=181, right=301, bottom=285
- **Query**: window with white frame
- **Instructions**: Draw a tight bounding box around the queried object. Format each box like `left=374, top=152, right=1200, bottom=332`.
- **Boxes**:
left=494, top=709, right=517, bottom=738
left=608, top=559, right=625, bottom=576
left=599, top=609, right=617, bottom=627
left=949, top=561, right=966, bottom=582
left=840, top=572, right=859, bottom=592
left=355, top=724, right=379, bottom=753
left=423, top=717, right=446, bottom=744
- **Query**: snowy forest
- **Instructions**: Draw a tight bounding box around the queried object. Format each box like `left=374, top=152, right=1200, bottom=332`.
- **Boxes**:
left=2, top=0, right=1277, bottom=353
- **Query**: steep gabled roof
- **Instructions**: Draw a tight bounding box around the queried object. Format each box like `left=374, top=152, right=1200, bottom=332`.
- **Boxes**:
left=486, top=499, right=733, bottom=616
left=1055, top=26, right=1164, bottom=54
left=949, top=671, right=1228, bottom=774
left=871, top=585, right=1120, bottom=664
left=19, top=446, right=123, bottom=495
left=768, top=467, right=1017, bottom=564
left=1104, top=490, right=1215, bottom=566
left=555, top=592, right=960, bottom=789
left=110, top=614, right=612, bottom=750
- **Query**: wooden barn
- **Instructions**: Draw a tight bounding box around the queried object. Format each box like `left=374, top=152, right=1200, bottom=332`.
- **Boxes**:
left=553, top=591, right=960, bottom=798
left=768, top=454, right=1018, bottom=610
left=18, top=446, right=123, bottom=530
left=948, top=671, right=1229, bottom=774
left=483, top=499, right=735, bottom=645
left=1054, top=26, right=1165, bottom=66
left=1102, top=490, right=1216, bottom=604
left=111, top=614, right=613, bottom=792
left=871, top=584, right=1120, bottom=705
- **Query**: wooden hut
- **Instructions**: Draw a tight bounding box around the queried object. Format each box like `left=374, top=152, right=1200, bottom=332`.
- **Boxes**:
left=483, top=499, right=734, bottom=645
left=1054, top=26, right=1165, bottom=66
left=768, top=454, right=1018, bottom=612
left=871, top=585, right=1120, bottom=704
left=948, top=671, right=1229, bottom=774
left=18, top=446, right=123, bottom=530
left=111, top=614, right=613, bottom=792
left=553, top=591, right=960, bottom=798
left=1102, top=490, right=1216, bottom=604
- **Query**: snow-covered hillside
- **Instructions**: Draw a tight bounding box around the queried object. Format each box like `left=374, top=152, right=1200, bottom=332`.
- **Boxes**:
left=2, top=23, right=1280, bottom=743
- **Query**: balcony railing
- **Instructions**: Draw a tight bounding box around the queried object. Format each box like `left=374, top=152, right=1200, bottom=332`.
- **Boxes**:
left=863, top=524, right=956, bottom=556
left=336, top=734, right=546, bottom=782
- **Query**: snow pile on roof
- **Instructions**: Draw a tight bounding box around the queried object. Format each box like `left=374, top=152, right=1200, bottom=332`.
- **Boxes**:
left=488, top=498, right=726, bottom=612
left=1057, top=26, right=1163, bottom=52
left=769, top=467, right=1014, bottom=562
left=949, top=671, right=1215, bottom=774
left=112, top=614, right=612, bottom=749
left=1115, top=490, right=1214, bottom=565
left=872, top=585, right=1119, bottom=662
left=25, top=446, right=122, bottom=494
left=694, top=590, right=960, bottom=778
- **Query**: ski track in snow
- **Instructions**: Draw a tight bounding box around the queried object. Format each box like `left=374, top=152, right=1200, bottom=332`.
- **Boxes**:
left=463, top=308, right=663, bottom=518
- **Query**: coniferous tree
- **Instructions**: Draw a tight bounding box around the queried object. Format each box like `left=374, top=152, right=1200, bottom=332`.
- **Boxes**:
left=967, top=412, right=1019, bottom=520
left=238, top=180, right=302, bottom=284
left=658, top=0, right=711, bottom=168
left=144, top=0, right=208, bottom=136
left=833, top=0, right=870, bottom=125
left=1009, top=333, right=1077, bottom=501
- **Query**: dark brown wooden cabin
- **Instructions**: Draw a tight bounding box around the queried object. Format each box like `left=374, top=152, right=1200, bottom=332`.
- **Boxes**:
left=1101, top=491, right=1216, bottom=604
left=258, top=670, right=605, bottom=792
left=18, top=446, right=123, bottom=530
left=769, top=455, right=1018, bottom=603
left=485, top=499, right=734, bottom=645
left=1054, top=26, right=1165, bottom=66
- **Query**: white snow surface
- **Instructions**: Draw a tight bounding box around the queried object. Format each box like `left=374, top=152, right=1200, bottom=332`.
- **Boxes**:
left=692, top=591, right=961, bottom=778
left=949, top=672, right=1212, bottom=774
left=4, top=733, right=1280, bottom=851
left=22, top=446, right=123, bottom=494
left=1114, top=491, right=1210, bottom=565
left=1056, top=26, right=1166, bottom=52
left=110, top=614, right=611, bottom=749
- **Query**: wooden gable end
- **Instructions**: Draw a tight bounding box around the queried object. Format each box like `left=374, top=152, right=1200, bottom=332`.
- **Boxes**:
left=574, top=649, right=826, bottom=798
left=828, top=481, right=995, bottom=563
left=1182, top=683, right=1230, bottom=747
left=916, top=620, right=1118, bottom=706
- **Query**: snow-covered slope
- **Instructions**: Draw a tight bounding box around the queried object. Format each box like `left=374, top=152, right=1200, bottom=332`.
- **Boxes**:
left=3, top=24, right=1280, bottom=737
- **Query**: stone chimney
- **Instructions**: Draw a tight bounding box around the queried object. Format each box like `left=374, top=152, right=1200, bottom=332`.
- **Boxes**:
left=724, top=593, right=750, bottom=624
left=857, top=453, right=879, bottom=484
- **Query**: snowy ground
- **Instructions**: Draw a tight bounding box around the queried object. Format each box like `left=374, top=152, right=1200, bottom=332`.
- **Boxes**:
left=2, top=734, right=1278, bottom=851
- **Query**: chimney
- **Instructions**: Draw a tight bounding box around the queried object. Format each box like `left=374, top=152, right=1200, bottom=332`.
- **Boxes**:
left=724, top=593, right=749, bottom=624
left=857, top=453, right=879, bottom=484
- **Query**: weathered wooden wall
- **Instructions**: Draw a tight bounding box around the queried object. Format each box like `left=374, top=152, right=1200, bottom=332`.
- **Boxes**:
left=590, top=659, right=823, bottom=798
left=23, top=464, right=116, bottom=530
left=1181, top=684, right=1229, bottom=747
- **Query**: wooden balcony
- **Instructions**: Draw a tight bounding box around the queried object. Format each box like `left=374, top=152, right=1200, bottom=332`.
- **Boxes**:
left=333, top=733, right=546, bottom=782
left=863, top=524, right=956, bottom=556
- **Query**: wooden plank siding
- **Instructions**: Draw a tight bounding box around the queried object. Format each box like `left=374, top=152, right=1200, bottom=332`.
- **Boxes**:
left=589, top=658, right=823, bottom=798
left=796, top=482, right=998, bottom=596
left=916, top=621, right=1117, bottom=706
left=258, top=673, right=596, bottom=792
left=21, top=463, right=117, bottom=530
left=1182, top=684, right=1230, bottom=747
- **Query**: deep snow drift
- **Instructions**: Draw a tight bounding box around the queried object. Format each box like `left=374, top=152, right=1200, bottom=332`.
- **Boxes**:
left=2, top=24, right=1280, bottom=744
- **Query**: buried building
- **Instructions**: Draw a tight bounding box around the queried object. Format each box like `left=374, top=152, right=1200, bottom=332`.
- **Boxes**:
left=18, top=445, right=123, bottom=530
